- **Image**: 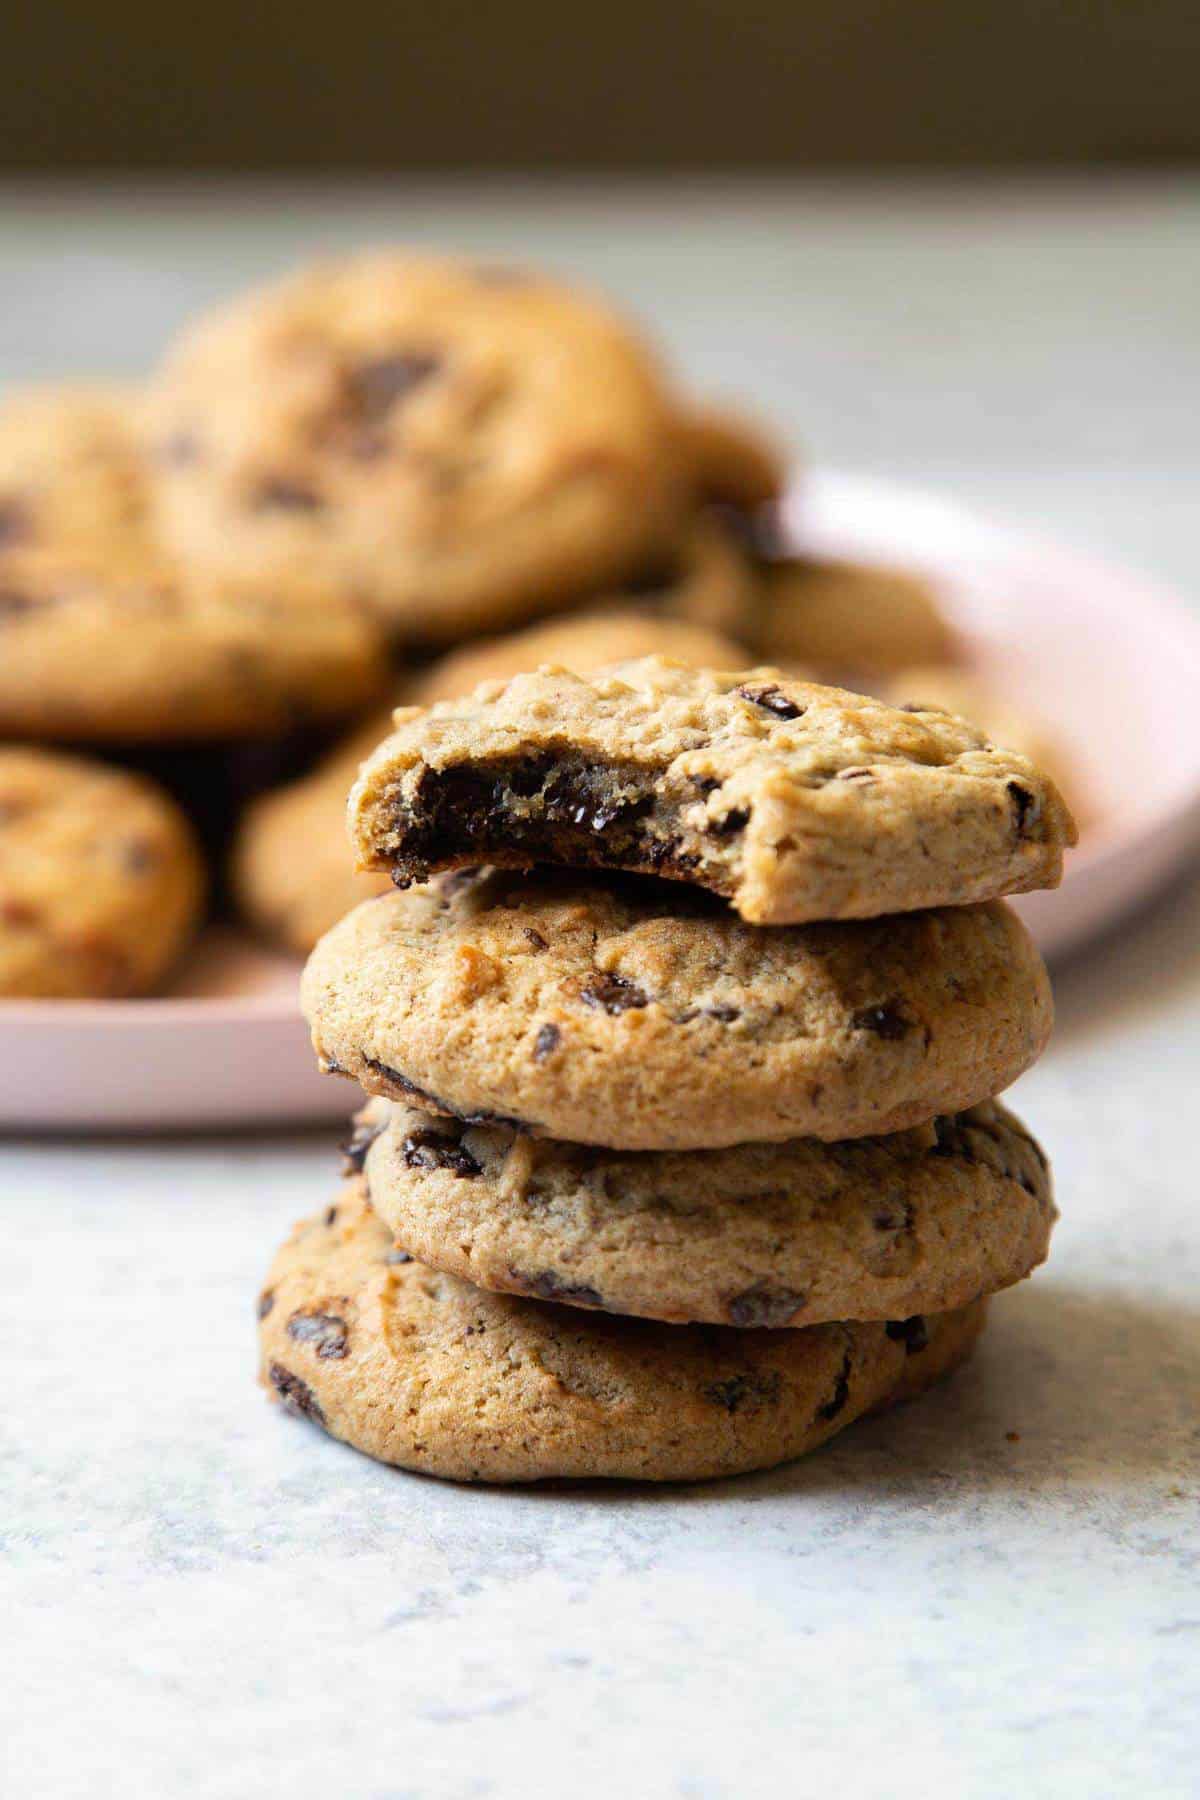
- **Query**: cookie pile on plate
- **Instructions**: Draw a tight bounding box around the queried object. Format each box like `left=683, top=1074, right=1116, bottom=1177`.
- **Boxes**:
left=1, top=247, right=1072, bottom=1000
left=258, top=656, right=1076, bottom=1483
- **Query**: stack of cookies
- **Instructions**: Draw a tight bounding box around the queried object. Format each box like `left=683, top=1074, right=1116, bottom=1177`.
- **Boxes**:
left=259, top=657, right=1076, bottom=1483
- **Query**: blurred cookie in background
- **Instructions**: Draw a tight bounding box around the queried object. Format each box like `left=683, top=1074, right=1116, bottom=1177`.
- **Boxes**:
left=0, top=746, right=206, bottom=997
left=756, top=556, right=954, bottom=675
left=0, top=539, right=386, bottom=742
left=0, top=384, right=148, bottom=548
left=676, top=403, right=790, bottom=511
left=144, top=252, right=692, bottom=643
left=233, top=608, right=748, bottom=954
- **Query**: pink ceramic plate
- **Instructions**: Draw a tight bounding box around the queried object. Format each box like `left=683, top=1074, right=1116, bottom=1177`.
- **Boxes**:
left=4, top=470, right=1199, bottom=1131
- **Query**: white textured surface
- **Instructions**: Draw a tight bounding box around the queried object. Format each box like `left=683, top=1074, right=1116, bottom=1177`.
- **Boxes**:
left=5, top=178, right=1200, bottom=1798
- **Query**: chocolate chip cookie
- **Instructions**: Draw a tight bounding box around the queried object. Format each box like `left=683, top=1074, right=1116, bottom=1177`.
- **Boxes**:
left=301, top=869, right=1052, bottom=1149
left=358, top=1096, right=1055, bottom=1327
left=0, top=538, right=385, bottom=741
left=145, top=252, right=689, bottom=640
left=350, top=657, right=1077, bottom=925
left=0, top=746, right=206, bottom=997
left=258, top=1177, right=986, bottom=1483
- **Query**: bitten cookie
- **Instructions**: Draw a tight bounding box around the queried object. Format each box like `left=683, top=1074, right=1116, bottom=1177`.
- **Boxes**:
left=258, top=1177, right=986, bottom=1483
left=350, top=657, right=1077, bottom=925
left=0, top=747, right=205, bottom=997
left=234, top=610, right=748, bottom=954
left=144, top=252, right=689, bottom=640
left=302, top=869, right=1053, bottom=1150
left=358, top=1096, right=1055, bottom=1327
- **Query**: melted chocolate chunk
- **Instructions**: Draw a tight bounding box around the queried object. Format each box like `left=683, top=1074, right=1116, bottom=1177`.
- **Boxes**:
left=514, top=1269, right=605, bottom=1308
left=726, top=1282, right=807, bottom=1329
left=851, top=1002, right=911, bottom=1041
left=704, top=1370, right=783, bottom=1415
left=268, top=1362, right=326, bottom=1423
left=253, top=476, right=323, bottom=512
left=579, top=971, right=649, bottom=1015
left=709, top=807, right=749, bottom=837
left=286, top=1309, right=349, bottom=1359
left=533, top=1022, right=561, bottom=1061
left=737, top=683, right=805, bottom=721
left=257, top=1288, right=275, bottom=1320
left=402, top=1127, right=482, bottom=1179
left=706, top=1003, right=741, bottom=1023
left=816, top=1351, right=852, bottom=1420
left=886, top=1315, right=929, bottom=1354
left=350, top=352, right=442, bottom=422
left=1007, top=780, right=1041, bottom=836
left=523, top=927, right=548, bottom=951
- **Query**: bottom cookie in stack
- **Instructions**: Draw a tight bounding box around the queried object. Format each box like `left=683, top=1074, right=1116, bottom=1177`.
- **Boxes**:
left=257, top=1176, right=989, bottom=1485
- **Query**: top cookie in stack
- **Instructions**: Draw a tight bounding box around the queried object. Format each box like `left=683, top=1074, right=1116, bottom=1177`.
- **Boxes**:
left=347, top=657, right=1076, bottom=923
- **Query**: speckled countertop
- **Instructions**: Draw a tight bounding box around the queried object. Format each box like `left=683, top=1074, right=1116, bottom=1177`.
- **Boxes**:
left=6, top=177, right=1200, bottom=1799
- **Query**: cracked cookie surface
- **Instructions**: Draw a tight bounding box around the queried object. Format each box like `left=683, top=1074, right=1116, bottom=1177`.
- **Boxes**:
left=0, top=746, right=205, bottom=996
left=350, top=657, right=1077, bottom=924
left=360, top=1096, right=1055, bottom=1327
left=258, top=1176, right=986, bottom=1483
left=301, top=868, right=1052, bottom=1149
left=145, top=252, right=688, bottom=640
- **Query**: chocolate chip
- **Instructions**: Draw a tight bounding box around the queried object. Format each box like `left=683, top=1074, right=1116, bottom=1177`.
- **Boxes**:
left=253, top=476, right=323, bottom=512
left=268, top=1362, right=326, bottom=1423
left=514, top=1269, right=605, bottom=1308
left=402, top=1127, right=482, bottom=1178
left=351, top=352, right=442, bottom=422
left=385, top=1246, right=412, bottom=1265
left=361, top=1055, right=529, bottom=1131
left=322, top=1056, right=351, bottom=1077
left=580, top=971, right=649, bottom=1015
left=1007, top=781, right=1041, bottom=836
left=851, top=1002, right=911, bottom=1040
left=704, top=1371, right=783, bottom=1415
left=706, top=1003, right=741, bottom=1024
left=122, top=838, right=159, bottom=875
left=709, top=807, right=749, bottom=837
left=323, top=1206, right=339, bottom=1227
left=158, top=431, right=201, bottom=467
left=257, top=1288, right=275, bottom=1320
left=533, top=1022, right=561, bottom=1061
left=886, top=1315, right=929, bottom=1354
left=726, top=1282, right=806, bottom=1328
left=816, top=1352, right=852, bottom=1420
left=737, top=683, right=805, bottom=721
left=286, top=1309, right=349, bottom=1359
left=0, top=499, right=30, bottom=545
left=523, top=927, right=548, bottom=951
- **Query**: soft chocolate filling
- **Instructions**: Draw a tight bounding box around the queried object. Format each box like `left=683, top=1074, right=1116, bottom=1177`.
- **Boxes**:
left=387, top=754, right=741, bottom=889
